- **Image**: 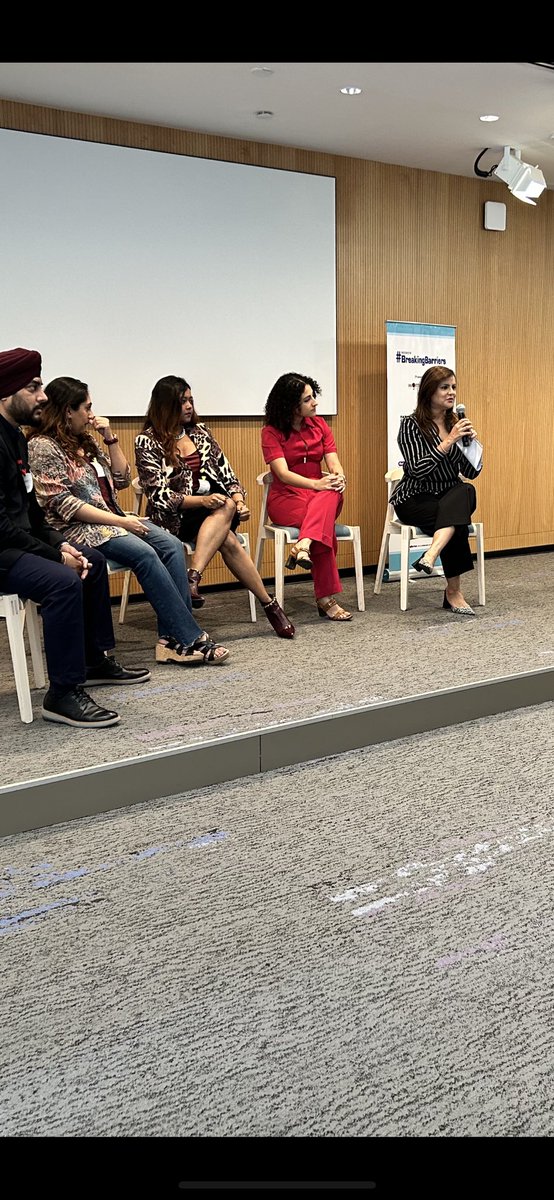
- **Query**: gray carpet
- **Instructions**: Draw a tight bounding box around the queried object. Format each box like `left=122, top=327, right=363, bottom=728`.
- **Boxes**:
left=1, top=551, right=553, bottom=789
left=1, top=700, right=553, bottom=1138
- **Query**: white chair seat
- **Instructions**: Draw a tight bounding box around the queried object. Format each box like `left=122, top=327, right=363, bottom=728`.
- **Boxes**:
left=373, top=469, right=486, bottom=611
left=0, top=594, right=46, bottom=723
left=254, top=472, right=365, bottom=611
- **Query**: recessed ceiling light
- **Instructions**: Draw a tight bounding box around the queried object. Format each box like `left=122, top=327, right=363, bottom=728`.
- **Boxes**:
left=251, top=66, right=274, bottom=77
left=480, top=114, right=500, bottom=122
left=255, top=110, right=274, bottom=119
left=340, top=85, right=362, bottom=96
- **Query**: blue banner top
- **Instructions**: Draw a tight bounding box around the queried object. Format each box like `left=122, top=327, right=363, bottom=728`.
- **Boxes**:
left=386, top=321, right=456, bottom=337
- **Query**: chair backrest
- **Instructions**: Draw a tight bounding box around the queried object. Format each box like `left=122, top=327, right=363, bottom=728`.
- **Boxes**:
left=256, top=471, right=273, bottom=528
left=131, top=477, right=145, bottom=516
left=384, top=467, right=403, bottom=523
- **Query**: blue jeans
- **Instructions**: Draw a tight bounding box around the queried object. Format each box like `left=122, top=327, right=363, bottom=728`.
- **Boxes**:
left=99, top=521, right=203, bottom=647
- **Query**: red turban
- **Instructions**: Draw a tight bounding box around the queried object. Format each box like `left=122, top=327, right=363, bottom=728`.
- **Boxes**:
left=0, top=348, right=42, bottom=399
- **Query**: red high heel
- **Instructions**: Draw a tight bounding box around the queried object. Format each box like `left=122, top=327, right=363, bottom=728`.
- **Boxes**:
left=263, top=597, right=295, bottom=638
left=187, top=568, right=205, bottom=608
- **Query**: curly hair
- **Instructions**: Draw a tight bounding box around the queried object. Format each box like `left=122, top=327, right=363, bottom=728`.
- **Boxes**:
left=264, top=372, right=321, bottom=435
left=413, top=366, right=457, bottom=442
left=142, top=375, right=195, bottom=467
left=34, top=376, right=100, bottom=462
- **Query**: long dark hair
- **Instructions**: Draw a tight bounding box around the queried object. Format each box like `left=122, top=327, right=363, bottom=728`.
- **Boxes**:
left=142, top=375, right=196, bottom=466
left=34, top=376, right=99, bottom=462
left=413, top=366, right=457, bottom=441
left=264, top=372, right=321, bottom=435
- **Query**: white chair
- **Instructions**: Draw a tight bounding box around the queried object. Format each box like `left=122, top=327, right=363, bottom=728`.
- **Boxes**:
left=253, top=471, right=365, bottom=611
left=0, top=594, right=46, bottom=723
left=118, top=480, right=257, bottom=624
left=374, top=468, right=486, bottom=611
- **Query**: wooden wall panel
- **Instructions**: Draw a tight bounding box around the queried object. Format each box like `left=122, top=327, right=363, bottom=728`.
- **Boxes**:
left=2, top=99, right=552, bottom=597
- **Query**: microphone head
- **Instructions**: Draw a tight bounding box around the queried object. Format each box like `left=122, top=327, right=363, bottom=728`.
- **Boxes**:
left=456, top=403, right=466, bottom=418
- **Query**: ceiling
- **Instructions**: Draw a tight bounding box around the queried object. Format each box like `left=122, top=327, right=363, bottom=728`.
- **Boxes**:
left=1, top=61, right=554, bottom=188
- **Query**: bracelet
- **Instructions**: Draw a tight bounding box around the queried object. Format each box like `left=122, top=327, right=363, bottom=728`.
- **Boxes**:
left=103, top=435, right=119, bottom=445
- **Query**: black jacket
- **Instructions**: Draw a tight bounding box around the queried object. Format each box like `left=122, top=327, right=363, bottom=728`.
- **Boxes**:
left=0, top=413, right=64, bottom=589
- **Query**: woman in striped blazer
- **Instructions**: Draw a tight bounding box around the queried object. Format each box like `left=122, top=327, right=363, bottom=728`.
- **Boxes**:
left=391, top=366, right=483, bottom=616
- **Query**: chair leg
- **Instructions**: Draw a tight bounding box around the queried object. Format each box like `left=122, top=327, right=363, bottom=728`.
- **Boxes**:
left=273, top=530, right=286, bottom=610
left=25, top=601, right=46, bottom=688
left=352, top=528, right=365, bottom=611
left=237, top=531, right=257, bottom=623
left=5, top=597, right=33, bottom=723
left=474, top=524, right=486, bottom=606
left=118, top=569, right=132, bottom=624
left=400, top=526, right=411, bottom=611
left=374, top=525, right=390, bottom=595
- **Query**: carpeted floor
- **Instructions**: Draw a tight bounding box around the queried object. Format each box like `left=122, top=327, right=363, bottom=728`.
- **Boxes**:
left=0, top=700, right=553, bottom=1139
left=1, top=550, right=553, bottom=789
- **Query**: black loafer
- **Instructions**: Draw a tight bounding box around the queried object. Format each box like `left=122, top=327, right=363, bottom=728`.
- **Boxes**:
left=85, top=655, right=151, bottom=685
left=42, top=686, right=120, bottom=727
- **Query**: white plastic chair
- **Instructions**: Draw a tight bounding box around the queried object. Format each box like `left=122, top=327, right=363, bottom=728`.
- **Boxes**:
left=0, top=594, right=46, bottom=723
left=118, top=480, right=257, bottom=624
left=253, top=471, right=365, bottom=611
left=373, top=468, right=486, bottom=611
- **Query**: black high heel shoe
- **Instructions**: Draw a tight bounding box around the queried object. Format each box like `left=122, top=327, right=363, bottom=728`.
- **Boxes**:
left=187, top=568, right=205, bottom=608
left=413, top=554, right=434, bottom=576
left=443, top=590, right=476, bottom=616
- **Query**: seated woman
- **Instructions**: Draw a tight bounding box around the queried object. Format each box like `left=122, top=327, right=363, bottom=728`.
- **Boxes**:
left=391, top=365, right=483, bottom=615
left=261, top=372, right=351, bottom=622
left=135, top=376, right=294, bottom=639
left=27, top=377, right=230, bottom=664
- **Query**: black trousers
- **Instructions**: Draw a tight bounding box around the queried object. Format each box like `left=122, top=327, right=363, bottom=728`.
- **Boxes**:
left=4, top=544, right=115, bottom=695
left=394, top=482, right=477, bottom=579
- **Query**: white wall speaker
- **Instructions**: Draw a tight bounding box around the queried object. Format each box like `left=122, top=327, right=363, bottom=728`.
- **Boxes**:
left=484, top=201, right=507, bottom=231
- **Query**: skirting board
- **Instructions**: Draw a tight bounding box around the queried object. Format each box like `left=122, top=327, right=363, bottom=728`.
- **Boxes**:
left=0, top=666, right=553, bottom=838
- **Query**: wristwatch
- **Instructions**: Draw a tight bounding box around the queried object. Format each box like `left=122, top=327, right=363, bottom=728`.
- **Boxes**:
left=103, top=435, right=119, bottom=445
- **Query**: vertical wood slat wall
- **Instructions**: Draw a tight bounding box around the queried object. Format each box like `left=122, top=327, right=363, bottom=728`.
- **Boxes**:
left=1, top=100, right=553, bottom=600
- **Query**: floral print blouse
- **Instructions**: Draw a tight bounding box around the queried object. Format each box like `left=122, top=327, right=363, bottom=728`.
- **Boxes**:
left=135, top=423, right=244, bottom=536
left=28, top=435, right=131, bottom=547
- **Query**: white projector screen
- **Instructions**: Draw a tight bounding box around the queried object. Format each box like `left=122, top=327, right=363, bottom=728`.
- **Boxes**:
left=0, top=129, right=337, bottom=419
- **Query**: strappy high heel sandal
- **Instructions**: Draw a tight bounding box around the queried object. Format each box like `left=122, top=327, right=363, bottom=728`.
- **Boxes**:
left=316, top=598, right=352, bottom=622
left=285, top=544, right=312, bottom=570
left=187, top=568, right=205, bottom=608
left=192, top=634, right=230, bottom=664
left=262, top=597, right=295, bottom=639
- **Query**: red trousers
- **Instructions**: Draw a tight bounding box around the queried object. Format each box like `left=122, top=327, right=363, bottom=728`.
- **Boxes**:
left=268, top=489, right=344, bottom=599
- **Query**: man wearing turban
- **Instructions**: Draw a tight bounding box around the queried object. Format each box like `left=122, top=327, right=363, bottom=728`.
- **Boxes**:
left=0, top=347, right=150, bottom=726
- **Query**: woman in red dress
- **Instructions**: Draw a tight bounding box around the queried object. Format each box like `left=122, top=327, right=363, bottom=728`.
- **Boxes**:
left=262, top=372, right=352, bottom=621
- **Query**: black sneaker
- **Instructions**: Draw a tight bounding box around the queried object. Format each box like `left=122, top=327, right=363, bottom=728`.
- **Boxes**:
left=42, top=687, right=120, bottom=728
left=85, top=655, right=151, bottom=686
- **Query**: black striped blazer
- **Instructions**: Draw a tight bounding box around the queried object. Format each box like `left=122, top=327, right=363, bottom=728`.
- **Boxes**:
left=391, top=415, right=482, bottom=508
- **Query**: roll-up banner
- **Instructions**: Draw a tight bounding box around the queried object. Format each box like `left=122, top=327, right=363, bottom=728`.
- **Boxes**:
left=384, top=321, right=456, bottom=578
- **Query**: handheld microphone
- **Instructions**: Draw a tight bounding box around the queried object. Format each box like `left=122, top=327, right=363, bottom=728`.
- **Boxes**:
left=456, top=402, right=472, bottom=447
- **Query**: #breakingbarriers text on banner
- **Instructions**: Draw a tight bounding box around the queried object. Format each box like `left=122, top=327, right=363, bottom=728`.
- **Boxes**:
left=384, top=320, right=456, bottom=579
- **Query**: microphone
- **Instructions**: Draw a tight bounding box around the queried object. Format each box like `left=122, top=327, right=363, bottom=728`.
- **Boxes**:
left=456, top=402, right=472, bottom=447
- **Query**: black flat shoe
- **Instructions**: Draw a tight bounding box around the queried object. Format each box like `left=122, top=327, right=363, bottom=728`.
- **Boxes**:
left=413, top=555, right=434, bottom=576
left=85, top=655, right=151, bottom=685
left=443, top=591, right=476, bottom=616
left=42, top=686, right=121, bottom=727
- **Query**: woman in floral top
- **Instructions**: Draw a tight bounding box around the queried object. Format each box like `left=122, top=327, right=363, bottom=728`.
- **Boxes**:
left=28, top=377, right=230, bottom=664
left=135, top=375, right=294, bottom=639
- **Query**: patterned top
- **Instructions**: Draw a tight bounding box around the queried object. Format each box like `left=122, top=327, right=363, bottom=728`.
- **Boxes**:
left=391, top=415, right=482, bottom=508
left=135, top=422, right=244, bottom=536
left=28, top=435, right=131, bottom=547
